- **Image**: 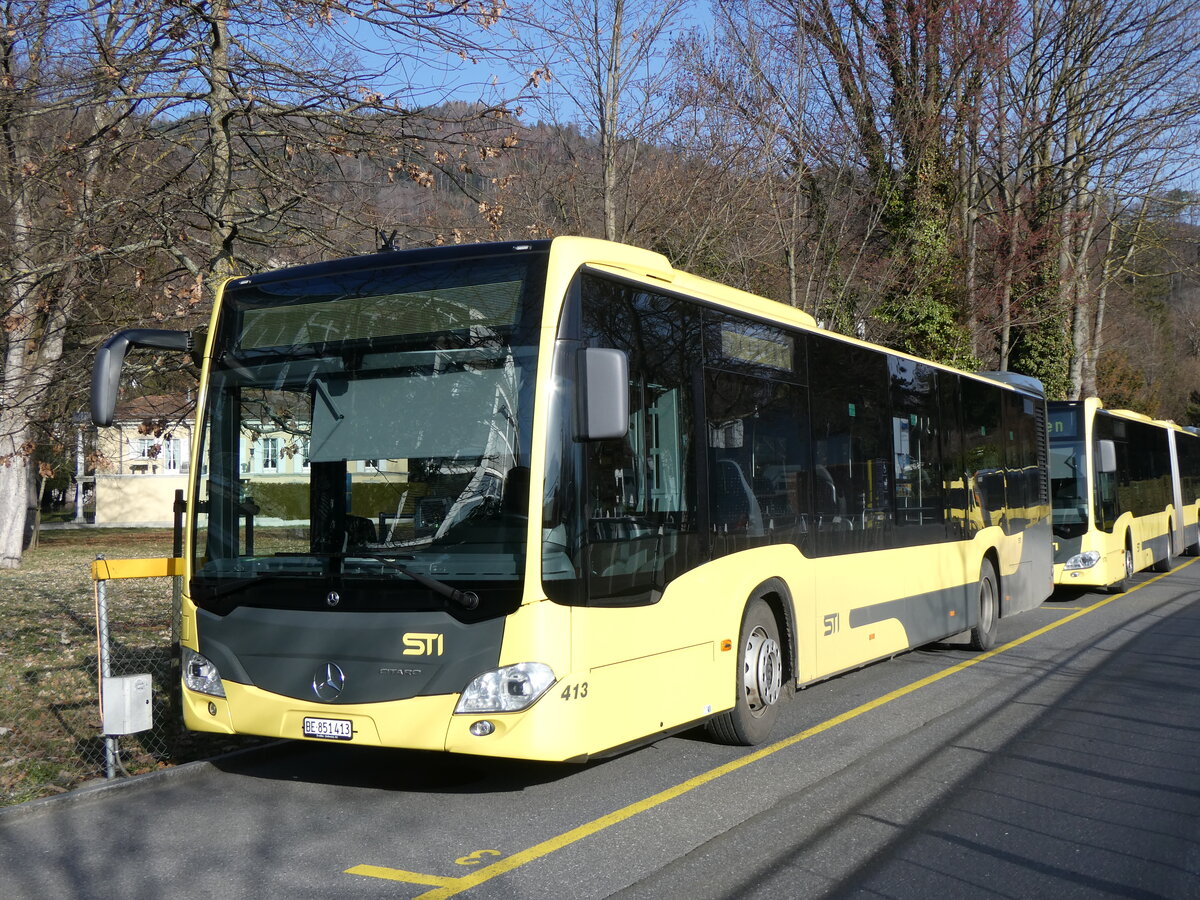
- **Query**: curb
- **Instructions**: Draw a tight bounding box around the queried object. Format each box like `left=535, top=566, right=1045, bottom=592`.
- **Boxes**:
left=0, top=741, right=287, bottom=824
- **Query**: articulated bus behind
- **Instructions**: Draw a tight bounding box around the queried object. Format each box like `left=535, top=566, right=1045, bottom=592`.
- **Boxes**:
left=92, top=237, right=1053, bottom=761
left=1165, top=421, right=1200, bottom=557
left=1049, top=399, right=1197, bottom=590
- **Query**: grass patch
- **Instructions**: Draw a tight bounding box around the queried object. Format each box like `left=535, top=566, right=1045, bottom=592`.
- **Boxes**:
left=0, top=529, right=257, bottom=807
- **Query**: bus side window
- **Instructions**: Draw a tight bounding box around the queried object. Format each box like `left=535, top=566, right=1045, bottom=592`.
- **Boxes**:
left=961, top=380, right=1006, bottom=532
left=888, top=356, right=945, bottom=545
left=1092, top=414, right=1122, bottom=532
left=808, top=334, right=890, bottom=555
left=705, top=370, right=810, bottom=558
left=579, top=275, right=700, bottom=605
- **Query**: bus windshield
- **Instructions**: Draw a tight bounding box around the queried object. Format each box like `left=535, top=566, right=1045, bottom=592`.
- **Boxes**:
left=1048, top=406, right=1088, bottom=538
left=190, top=246, right=548, bottom=613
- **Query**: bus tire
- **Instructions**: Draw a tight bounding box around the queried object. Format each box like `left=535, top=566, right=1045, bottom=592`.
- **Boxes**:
left=706, top=598, right=783, bottom=746
left=968, top=559, right=998, bottom=651
left=1151, top=526, right=1174, bottom=572
left=1109, top=539, right=1135, bottom=593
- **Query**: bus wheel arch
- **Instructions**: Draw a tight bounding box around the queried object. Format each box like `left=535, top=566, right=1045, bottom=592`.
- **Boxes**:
left=1110, top=533, right=1135, bottom=592
left=746, top=577, right=797, bottom=686
left=706, top=582, right=791, bottom=746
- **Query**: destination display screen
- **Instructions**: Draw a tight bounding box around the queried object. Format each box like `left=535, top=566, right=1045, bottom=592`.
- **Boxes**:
left=1048, top=407, right=1080, bottom=440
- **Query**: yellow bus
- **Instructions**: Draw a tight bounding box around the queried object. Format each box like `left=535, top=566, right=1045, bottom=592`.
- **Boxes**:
left=92, top=237, right=1052, bottom=760
left=1166, top=420, right=1200, bottom=558
left=1049, top=399, right=1197, bottom=590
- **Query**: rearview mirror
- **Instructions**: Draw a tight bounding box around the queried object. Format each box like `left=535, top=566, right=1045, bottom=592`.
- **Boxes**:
left=576, top=348, right=629, bottom=441
left=91, top=329, right=191, bottom=426
left=1096, top=439, right=1118, bottom=474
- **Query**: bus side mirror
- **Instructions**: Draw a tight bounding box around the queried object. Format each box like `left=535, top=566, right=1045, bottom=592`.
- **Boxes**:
left=1097, top=439, right=1118, bottom=474
left=91, top=329, right=191, bottom=426
left=577, top=348, right=629, bottom=441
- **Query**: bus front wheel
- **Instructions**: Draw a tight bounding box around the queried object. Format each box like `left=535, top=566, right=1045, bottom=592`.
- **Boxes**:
left=1110, top=541, right=1135, bottom=593
left=968, top=559, right=998, bottom=651
left=706, top=598, right=783, bottom=746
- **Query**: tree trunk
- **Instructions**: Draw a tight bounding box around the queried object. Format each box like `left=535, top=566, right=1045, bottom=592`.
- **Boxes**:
left=961, top=145, right=980, bottom=361
left=600, top=0, right=626, bottom=242
left=1061, top=81, right=1086, bottom=401
left=0, top=432, right=31, bottom=568
left=1082, top=224, right=1118, bottom=398
left=206, top=0, right=240, bottom=278
left=0, top=110, right=41, bottom=568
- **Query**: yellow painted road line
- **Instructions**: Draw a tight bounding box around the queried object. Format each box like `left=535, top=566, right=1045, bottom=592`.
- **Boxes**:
left=344, top=867, right=458, bottom=887
left=348, top=561, right=1197, bottom=898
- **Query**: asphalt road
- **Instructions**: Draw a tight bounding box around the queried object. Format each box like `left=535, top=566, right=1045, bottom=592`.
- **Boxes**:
left=3, top=563, right=1199, bottom=899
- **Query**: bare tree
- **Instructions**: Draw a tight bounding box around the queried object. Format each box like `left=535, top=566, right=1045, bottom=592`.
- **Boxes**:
left=0, top=0, right=187, bottom=567
left=676, top=1, right=904, bottom=323
left=0, top=0, right=519, bottom=568
left=511, top=0, right=690, bottom=241
left=988, top=0, right=1200, bottom=397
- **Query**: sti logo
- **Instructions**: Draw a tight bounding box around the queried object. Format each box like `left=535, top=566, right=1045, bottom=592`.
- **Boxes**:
left=402, top=632, right=445, bottom=656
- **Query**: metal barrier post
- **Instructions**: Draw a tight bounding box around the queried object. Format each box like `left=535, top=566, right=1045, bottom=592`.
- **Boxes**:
left=94, top=555, right=119, bottom=779
left=172, top=490, right=185, bottom=641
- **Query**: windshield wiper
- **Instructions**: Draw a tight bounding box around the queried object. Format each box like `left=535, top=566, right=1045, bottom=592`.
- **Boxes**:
left=313, top=377, right=344, bottom=421
left=361, top=554, right=479, bottom=610
left=197, top=553, right=480, bottom=611
left=192, top=572, right=311, bottom=602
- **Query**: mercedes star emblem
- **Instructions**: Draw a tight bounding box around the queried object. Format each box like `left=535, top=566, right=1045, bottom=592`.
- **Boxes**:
left=326, top=590, right=340, bottom=608
left=312, top=662, right=346, bottom=701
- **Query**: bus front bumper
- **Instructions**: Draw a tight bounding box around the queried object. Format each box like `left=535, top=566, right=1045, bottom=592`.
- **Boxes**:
left=181, top=677, right=593, bottom=762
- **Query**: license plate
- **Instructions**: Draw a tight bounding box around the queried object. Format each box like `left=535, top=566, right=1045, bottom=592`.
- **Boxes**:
left=303, top=716, right=353, bottom=741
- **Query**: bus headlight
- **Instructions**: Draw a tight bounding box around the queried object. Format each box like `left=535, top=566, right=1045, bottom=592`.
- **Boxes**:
left=455, top=663, right=555, bottom=713
left=1063, top=551, right=1101, bottom=570
left=182, top=647, right=226, bottom=698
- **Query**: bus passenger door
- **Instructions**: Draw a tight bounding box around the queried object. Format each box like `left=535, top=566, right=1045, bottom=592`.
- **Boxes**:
left=585, top=382, right=694, bottom=605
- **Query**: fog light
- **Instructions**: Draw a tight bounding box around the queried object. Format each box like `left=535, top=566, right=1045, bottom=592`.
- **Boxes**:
left=469, top=720, right=495, bottom=737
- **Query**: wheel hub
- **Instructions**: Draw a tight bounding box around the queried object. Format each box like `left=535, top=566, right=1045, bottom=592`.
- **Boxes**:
left=744, top=626, right=782, bottom=715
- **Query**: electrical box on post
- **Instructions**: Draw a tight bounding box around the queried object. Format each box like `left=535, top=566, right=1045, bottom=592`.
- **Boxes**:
left=102, top=674, right=153, bottom=735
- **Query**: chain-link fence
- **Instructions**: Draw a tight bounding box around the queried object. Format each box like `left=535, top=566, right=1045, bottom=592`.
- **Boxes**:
left=0, top=527, right=256, bottom=808
left=94, top=557, right=187, bottom=778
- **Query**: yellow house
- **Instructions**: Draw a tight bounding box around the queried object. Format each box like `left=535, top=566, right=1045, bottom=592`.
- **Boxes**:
left=94, top=394, right=318, bottom=526
left=93, top=394, right=194, bottom=525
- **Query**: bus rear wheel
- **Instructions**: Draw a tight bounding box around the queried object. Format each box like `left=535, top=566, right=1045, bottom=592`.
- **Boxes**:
left=1151, top=527, right=1175, bottom=572
left=968, top=559, right=998, bottom=651
left=707, top=598, right=783, bottom=746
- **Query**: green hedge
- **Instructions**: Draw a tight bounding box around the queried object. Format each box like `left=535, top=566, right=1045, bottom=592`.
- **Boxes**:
left=244, top=478, right=441, bottom=522
left=246, top=481, right=308, bottom=520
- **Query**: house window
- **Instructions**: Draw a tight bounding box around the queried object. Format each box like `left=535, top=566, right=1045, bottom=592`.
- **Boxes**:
left=136, top=438, right=156, bottom=459
left=162, top=438, right=181, bottom=471
left=261, top=437, right=279, bottom=471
